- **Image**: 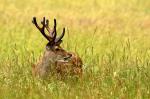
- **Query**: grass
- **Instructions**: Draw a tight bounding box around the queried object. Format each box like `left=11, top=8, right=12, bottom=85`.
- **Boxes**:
left=0, top=0, right=150, bottom=98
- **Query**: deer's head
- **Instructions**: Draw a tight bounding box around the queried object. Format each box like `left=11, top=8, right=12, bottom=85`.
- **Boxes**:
left=32, top=17, right=72, bottom=62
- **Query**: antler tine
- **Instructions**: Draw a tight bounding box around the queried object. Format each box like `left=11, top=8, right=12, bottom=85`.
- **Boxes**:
left=32, top=17, right=40, bottom=29
left=32, top=17, right=50, bottom=41
left=45, top=19, right=53, bottom=37
left=53, top=19, right=57, bottom=40
left=55, top=27, right=65, bottom=43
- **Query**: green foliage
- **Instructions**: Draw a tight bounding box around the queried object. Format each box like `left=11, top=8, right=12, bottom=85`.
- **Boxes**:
left=0, top=0, right=150, bottom=98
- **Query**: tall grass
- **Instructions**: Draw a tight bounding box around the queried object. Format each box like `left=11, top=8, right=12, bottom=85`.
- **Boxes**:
left=0, top=0, right=150, bottom=98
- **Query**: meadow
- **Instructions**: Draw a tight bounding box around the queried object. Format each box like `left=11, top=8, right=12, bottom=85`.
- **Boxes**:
left=0, top=0, right=150, bottom=98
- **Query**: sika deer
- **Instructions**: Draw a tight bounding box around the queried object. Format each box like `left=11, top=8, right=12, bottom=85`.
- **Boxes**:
left=32, top=17, right=82, bottom=79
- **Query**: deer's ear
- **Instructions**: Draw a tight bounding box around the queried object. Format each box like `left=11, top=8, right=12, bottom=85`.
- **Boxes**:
left=55, top=40, right=62, bottom=46
left=46, top=42, right=52, bottom=50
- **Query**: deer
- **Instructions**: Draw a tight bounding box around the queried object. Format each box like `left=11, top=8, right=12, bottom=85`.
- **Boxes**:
left=32, top=17, right=82, bottom=79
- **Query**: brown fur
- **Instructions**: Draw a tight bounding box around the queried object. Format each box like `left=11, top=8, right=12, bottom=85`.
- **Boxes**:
left=56, top=52, right=83, bottom=78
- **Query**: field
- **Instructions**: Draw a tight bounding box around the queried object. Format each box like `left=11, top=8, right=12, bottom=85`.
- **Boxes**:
left=0, top=0, right=150, bottom=98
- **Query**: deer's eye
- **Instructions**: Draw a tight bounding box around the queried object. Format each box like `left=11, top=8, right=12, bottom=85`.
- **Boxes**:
left=55, top=48, right=60, bottom=51
left=54, top=46, right=60, bottom=51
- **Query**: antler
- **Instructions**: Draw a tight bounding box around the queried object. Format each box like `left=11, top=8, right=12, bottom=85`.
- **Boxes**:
left=32, top=17, right=65, bottom=46
left=32, top=17, right=51, bottom=41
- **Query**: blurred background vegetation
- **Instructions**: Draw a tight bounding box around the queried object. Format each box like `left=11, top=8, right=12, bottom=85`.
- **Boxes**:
left=0, top=0, right=150, bottom=99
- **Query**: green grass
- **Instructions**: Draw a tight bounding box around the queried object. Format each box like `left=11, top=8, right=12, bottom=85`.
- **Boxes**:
left=0, top=0, right=150, bottom=98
